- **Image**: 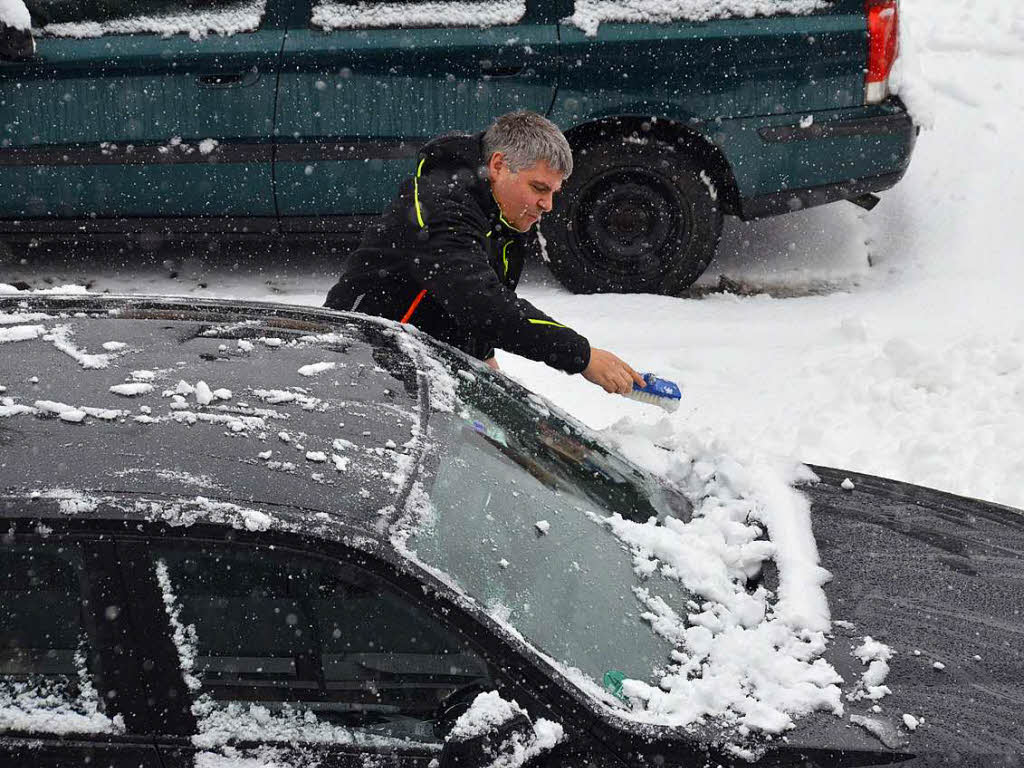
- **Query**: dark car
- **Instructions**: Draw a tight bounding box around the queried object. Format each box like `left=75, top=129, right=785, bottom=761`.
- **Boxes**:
left=1, top=295, right=1021, bottom=767
left=0, top=0, right=915, bottom=294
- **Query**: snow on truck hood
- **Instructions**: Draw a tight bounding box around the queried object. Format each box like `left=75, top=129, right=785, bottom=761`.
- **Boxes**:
left=2, top=295, right=1021, bottom=762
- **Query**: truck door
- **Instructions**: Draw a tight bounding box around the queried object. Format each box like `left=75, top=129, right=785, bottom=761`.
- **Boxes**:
left=0, top=0, right=284, bottom=230
left=273, top=0, right=558, bottom=232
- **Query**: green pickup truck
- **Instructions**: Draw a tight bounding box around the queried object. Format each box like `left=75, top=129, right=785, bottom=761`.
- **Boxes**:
left=0, top=0, right=915, bottom=294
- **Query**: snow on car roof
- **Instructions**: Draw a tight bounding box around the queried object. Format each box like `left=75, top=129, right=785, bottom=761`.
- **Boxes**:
left=0, top=295, right=432, bottom=540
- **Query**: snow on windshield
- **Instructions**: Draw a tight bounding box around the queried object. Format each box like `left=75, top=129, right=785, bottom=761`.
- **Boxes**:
left=568, top=0, right=832, bottom=36
left=311, top=0, right=525, bottom=31
left=593, top=420, right=843, bottom=742
left=391, top=368, right=849, bottom=755
left=38, top=0, right=265, bottom=40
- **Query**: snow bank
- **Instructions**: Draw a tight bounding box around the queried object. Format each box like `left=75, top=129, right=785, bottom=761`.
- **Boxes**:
left=567, top=0, right=830, bottom=36
left=312, top=0, right=525, bottom=31
left=592, top=419, right=842, bottom=734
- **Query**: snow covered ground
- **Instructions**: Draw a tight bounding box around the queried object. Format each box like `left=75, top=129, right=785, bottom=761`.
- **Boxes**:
left=4, top=0, right=1022, bottom=511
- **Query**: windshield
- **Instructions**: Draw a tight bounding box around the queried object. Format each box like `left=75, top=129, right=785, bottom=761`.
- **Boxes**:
left=407, top=366, right=693, bottom=695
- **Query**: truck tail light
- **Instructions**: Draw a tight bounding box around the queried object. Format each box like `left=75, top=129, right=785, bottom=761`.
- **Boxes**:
left=865, top=0, right=899, bottom=104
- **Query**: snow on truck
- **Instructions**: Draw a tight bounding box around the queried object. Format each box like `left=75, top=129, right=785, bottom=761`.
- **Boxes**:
left=0, top=0, right=915, bottom=294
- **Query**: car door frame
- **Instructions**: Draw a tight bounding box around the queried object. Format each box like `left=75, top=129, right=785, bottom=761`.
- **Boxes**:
left=0, top=515, right=167, bottom=767
left=109, top=520, right=626, bottom=766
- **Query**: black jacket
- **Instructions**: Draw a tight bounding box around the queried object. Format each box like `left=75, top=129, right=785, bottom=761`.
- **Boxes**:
left=324, top=132, right=591, bottom=375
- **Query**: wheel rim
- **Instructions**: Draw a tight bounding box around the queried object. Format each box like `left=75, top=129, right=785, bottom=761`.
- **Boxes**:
left=571, top=167, right=690, bottom=283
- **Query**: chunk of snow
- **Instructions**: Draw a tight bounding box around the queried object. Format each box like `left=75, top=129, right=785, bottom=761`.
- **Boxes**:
left=35, top=400, right=85, bottom=422
left=101, top=341, right=127, bottom=351
left=258, top=450, right=272, bottom=460
left=332, top=454, right=350, bottom=472
left=0, top=325, right=45, bottom=344
left=932, top=661, right=945, bottom=671
left=534, top=520, right=551, bottom=535
left=253, top=389, right=320, bottom=408
left=213, top=388, right=232, bottom=400
left=237, top=339, right=254, bottom=352
left=306, top=451, right=327, bottom=462
left=841, top=478, right=855, bottom=490
left=110, top=383, right=154, bottom=397
left=902, top=713, right=919, bottom=731
left=449, top=691, right=525, bottom=741
left=0, top=403, right=36, bottom=418
left=312, top=0, right=525, bottom=31
left=0, top=0, right=31, bottom=30
left=854, top=637, right=893, bottom=664
left=194, top=381, right=214, bottom=406
left=81, top=406, right=124, bottom=420
left=447, top=691, right=563, bottom=765
left=37, top=489, right=101, bottom=515
left=298, top=361, right=336, bottom=376
left=198, top=138, right=219, bottom=155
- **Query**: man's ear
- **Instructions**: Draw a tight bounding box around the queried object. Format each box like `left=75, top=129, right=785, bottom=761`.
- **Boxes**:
left=488, top=151, right=507, bottom=178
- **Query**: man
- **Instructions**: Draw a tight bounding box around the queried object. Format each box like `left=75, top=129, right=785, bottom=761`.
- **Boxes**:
left=324, top=111, right=644, bottom=395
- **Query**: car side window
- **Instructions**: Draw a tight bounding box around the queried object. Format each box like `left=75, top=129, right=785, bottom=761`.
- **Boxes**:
left=151, top=542, right=493, bottom=749
left=310, top=0, right=527, bottom=31
left=25, top=0, right=266, bottom=37
left=0, top=535, right=121, bottom=736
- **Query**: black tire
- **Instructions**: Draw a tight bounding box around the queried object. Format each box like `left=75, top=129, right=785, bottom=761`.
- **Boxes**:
left=542, top=136, right=723, bottom=295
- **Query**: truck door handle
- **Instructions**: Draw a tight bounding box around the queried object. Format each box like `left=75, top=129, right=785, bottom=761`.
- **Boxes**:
left=197, top=66, right=260, bottom=87
left=483, top=65, right=525, bottom=78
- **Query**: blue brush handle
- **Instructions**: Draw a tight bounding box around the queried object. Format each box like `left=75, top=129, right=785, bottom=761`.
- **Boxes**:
left=634, top=373, right=682, bottom=401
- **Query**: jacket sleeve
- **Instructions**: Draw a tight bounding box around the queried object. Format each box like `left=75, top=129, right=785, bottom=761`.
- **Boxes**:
left=408, top=175, right=591, bottom=375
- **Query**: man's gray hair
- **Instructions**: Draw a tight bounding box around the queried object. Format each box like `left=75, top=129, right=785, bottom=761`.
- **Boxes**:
left=483, top=111, right=573, bottom=178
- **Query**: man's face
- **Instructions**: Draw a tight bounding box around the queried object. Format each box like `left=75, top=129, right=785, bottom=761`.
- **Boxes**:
left=487, top=153, right=565, bottom=232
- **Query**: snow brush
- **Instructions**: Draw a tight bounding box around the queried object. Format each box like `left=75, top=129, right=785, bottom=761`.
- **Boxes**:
left=625, top=373, right=681, bottom=412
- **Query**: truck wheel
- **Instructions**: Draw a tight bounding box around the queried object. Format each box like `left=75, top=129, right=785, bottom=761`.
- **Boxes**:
left=542, top=137, right=723, bottom=295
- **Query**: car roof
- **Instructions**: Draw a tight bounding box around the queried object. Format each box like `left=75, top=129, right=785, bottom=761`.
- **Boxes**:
left=0, top=294, right=458, bottom=545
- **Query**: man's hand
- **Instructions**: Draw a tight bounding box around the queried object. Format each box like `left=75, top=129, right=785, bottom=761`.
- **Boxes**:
left=582, top=348, right=646, bottom=394
left=484, top=357, right=499, bottom=371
